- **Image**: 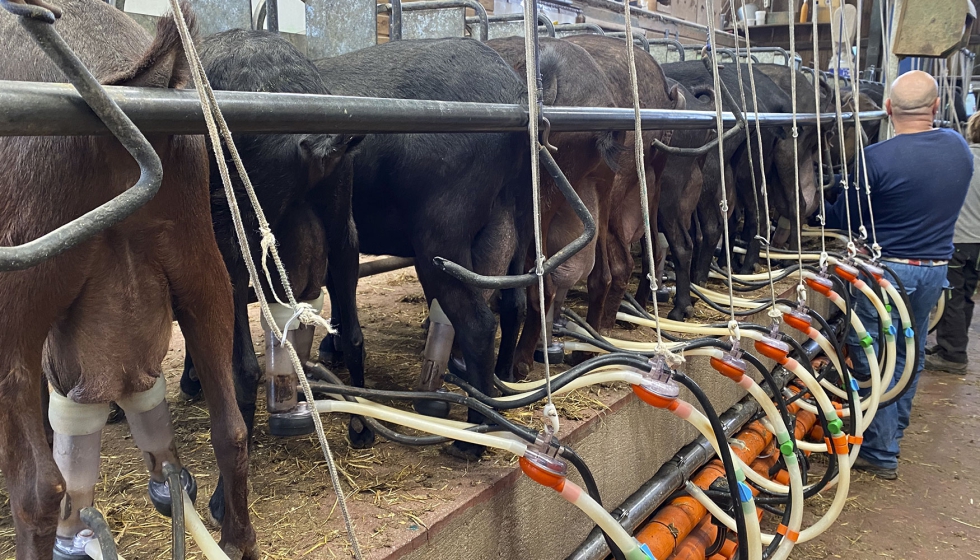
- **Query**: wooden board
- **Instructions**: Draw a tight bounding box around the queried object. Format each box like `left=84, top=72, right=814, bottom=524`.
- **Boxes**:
left=893, top=0, right=970, bottom=58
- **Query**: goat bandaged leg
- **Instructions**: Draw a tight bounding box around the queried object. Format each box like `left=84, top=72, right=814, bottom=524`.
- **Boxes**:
left=116, top=376, right=197, bottom=516
left=49, top=392, right=107, bottom=559
left=262, top=294, right=323, bottom=437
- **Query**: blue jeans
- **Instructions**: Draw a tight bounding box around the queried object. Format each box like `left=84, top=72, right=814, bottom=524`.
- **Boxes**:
left=845, top=262, right=946, bottom=469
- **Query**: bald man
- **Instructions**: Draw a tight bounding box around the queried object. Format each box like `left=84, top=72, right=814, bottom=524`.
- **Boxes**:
left=824, top=71, right=973, bottom=479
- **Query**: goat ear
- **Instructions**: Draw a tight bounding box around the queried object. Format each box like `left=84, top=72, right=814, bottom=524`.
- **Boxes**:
left=103, top=1, right=198, bottom=88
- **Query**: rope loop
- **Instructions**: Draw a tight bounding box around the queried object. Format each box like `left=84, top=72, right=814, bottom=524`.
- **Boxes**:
left=871, top=242, right=882, bottom=261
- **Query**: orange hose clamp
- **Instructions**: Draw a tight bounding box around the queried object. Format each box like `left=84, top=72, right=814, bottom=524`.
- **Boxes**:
left=633, top=383, right=677, bottom=409
left=834, top=262, right=860, bottom=283
left=520, top=450, right=568, bottom=491
left=863, top=263, right=884, bottom=282
left=805, top=274, right=834, bottom=297
left=782, top=309, right=812, bottom=333
left=753, top=336, right=790, bottom=363
left=710, top=354, right=747, bottom=381
left=776, top=523, right=801, bottom=543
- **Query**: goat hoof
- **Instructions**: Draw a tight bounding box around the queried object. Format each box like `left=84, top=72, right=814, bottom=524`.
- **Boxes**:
left=448, top=355, right=467, bottom=377
left=222, top=542, right=261, bottom=560
left=180, top=371, right=203, bottom=402
left=268, top=403, right=315, bottom=437
left=348, top=416, right=376, bottom=448
left=533, top=341, right=565, bottom=365
left=208, top=486, right=225, bottom=526
left=444, top=440, right=485, bottom=462
left=149, top=467, right=197, bottom=517
left=317, top=334, right=345, bottom=368
left=413, top=397, right=450, bottom=419
left=106, top=402, right=126, bottom=424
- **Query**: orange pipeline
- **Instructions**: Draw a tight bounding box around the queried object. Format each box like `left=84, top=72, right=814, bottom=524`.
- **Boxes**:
left=634, top=420, right=773, bottom=559
left=666, top=513, right=718, bottom=560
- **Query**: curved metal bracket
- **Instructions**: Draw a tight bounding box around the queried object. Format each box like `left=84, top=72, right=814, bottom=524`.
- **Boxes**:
left=433, top=146, right=596, bottom=289
left=0, top=0, right=163, bottom=271
left=466, top=12, right=554, bottom=38
left=652, top=54, right=749, bottom=157
left=384, top=0, right=489, bottom=42
left=606, top=31, right=650, bottom=52
left=649, top=38, right=685, bottom=61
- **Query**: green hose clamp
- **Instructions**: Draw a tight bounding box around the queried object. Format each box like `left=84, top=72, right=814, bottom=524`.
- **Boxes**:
left=826, top=417, right=844, bottom=435
left=859, top=334, right=874, bottom=348
left=780, top=441, right=795, bottom=456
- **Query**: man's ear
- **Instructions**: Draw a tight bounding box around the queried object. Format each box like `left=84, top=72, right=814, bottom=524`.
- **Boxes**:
left=884, top=98, right=892, bottom=116
left=932, top=97, right=941, bottom=116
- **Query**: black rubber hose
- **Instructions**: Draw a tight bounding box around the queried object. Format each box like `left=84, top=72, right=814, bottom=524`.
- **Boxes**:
left=79, top=508, right=118, bottom=560
left=305, top=380, right=539, bottom=442
left=306, top=362, right=521, bottom=446
left=710, top=263, right=802, bottom=290
left=560, top=446, right=626, bottom=560
left=306, top=363, right=626, bottom=557
left=671, top=372, right=749, bottom=560
left=446, top=353, right=653, bottom=409
left=163, top=463, right=186, bottom=560
left=689, top=284, right=776, bottom=316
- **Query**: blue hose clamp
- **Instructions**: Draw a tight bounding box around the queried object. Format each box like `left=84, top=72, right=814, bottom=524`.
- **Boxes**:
left=737, top=480, right=754, bottom=503
left=888, top=324, right=897, bottom=337
left=850, top=378, right=860, bottom=392
left=905, top=327, right=914, bottom=339
left=639, top=543, right=656, bottom=559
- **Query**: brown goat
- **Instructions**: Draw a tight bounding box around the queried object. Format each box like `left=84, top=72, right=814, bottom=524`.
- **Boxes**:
left=563, top=34, right=683, bottom=334
left=0, top=1, right=255, bottom=557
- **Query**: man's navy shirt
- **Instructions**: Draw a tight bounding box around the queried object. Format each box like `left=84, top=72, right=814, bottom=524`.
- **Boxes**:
left=824, top=128, right=973, bottom=260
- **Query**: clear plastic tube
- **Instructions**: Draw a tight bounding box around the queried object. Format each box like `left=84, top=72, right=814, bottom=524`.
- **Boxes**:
left=83, top=540, right=128, bottom=560
left=314, top=400, right=528, bottom=456
left=679, top=406, right=763, bottom=560
left=181, top=488, right=231, bottom=560
left=557, top=479, right=651, bottom=560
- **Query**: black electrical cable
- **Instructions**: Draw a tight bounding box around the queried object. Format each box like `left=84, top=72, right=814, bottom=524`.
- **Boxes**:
left=671, top=371, right=749, bottom=560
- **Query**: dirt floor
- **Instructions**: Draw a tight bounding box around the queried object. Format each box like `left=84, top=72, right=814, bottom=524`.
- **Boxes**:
left=1, top=251, right=978, bottom=559
left=794, top=326, right=980, bottom=560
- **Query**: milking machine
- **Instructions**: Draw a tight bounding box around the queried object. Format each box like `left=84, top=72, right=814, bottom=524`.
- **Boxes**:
left=262, top=294, right=324, bottom=436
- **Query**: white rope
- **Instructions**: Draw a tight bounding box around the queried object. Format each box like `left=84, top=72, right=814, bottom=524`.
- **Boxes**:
left=732, top=0, right=780, bottom=320
left=703, top=0, right=741, bottom=344
left=787, top=0, right=806, bottom=303
left=521, top=0, right=558, bottom=434
left=164, top=2, right=363, bottom=556
left=829, top=14, right=858, bottom=260
left=811, top=0, right=828, bottom=268
left=622, top=0, right=669, bottom=355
